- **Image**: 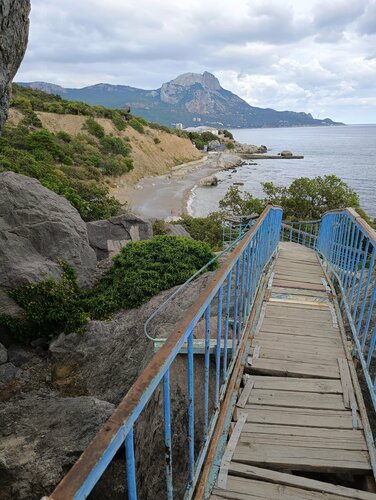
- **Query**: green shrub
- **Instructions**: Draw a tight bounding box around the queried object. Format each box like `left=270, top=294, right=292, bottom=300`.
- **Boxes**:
left=129, top=118, right=145, bottom=134
left=84, top=236, right=216, bottom=318
left=152, top=219, right=169, bottom=235
left=84, top=118, right=105, bottom=138
left=153, top=137, right=161, bottom=144
left=100, top=135, right=131, bottom=155
left=226, top=142, right=235, bottom=150
left=222, top=129, right=234, bottom=140
left=178, top=213, right=223, bottom=250
left=111, top=112, right=127, bottom=131
left=1, top=263, right=88, bottom=340
left=26, top=129, right=63, bottom=160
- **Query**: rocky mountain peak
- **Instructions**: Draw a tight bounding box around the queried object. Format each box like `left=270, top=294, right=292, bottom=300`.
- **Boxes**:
left=160, top=71, right=222, bottom=104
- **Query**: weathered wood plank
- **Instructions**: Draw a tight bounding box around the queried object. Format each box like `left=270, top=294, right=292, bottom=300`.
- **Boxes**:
left=251, top=376, right=343, bottom=393
left=251, top=339, right=345, bottom=357
left=232, top=442, right=371, bottom=472
left=212, top=476, right=348, bottom=499
left=226, top=463, right=376, bottom=500
left=271, top=287, right=328, bottom=298
left=249, top=347, right=344, bottom=366
left=247, top=388, right=346, bottom=410
left=250, top=358, right=340, bottom=379
left=240, top=404, right=362, bottom=429
left=254, top=331, right=343, bottom=347
left=273, top=280, right=326, bottom=291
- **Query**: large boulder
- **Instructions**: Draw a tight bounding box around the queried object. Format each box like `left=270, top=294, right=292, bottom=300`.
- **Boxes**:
left=86, top=213, right=153, bottom=260
left=0, top=392, right=114, bottom=499
left=0, top=1, right=30, bottom=131
left=0, top=172, right=97, bottom=316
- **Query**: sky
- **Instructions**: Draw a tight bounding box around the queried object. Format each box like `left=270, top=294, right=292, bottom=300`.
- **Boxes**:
left=16, top=0, right=376, bottom=123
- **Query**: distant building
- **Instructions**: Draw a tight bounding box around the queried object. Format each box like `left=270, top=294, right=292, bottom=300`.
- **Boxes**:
left=175, top=123, right=183, bottom=130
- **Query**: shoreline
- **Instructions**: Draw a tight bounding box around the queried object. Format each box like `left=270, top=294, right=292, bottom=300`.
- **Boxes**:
left=120, top=152, right=243, bottom=220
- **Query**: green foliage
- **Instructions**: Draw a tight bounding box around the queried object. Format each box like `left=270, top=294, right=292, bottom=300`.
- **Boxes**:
left=178, top=213, right=224, bottom=250
left=152, top=219, right=169, bottom=235
left=1, top=263, right=88, bottom=340
left=226, top=142, right=235, bottom=150
left=219, top=186, right=266, bottom=217
left=200, top=131, right=218, bottom=142
left=129, top=118, right=145, bottom=134
left=111, top=111, right=127, bottom=131
left=100, top=135, right=131, bottom=155
left=219, top=175, right=368, bottom=222
left=221, top=129, right=234, bottom=140
left=84, top=118, right=105, bottom=138
left=84, top=236, right=216, bottom=318
left=153, top=137, right=161, bottom=144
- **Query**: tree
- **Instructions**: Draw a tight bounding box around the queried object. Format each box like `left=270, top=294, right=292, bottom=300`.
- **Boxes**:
left=219, top=175, right=368, bottom=222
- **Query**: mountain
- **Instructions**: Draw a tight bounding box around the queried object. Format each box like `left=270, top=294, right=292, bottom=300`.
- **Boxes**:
left=19, top=72, right=343, bottom=128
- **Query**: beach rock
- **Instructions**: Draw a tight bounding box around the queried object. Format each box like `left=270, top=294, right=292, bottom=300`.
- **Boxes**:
left=259, top=145, right=267, bottom=153
left=0, top=0, right=30, bottom=131
left=281, top=150, right=293, bottom=157
left=164, top=224, right=192, bottom=238
left=86, top=213, right=153, bottom=261
left=199, top=174, right=218, bottom=187
left=0, top=172, right=97, bottom=318
left=0, top=392, right=114, bottom=499
left=0, top=343, right=8, bottom=364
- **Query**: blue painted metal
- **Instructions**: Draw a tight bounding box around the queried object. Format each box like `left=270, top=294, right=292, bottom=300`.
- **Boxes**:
left=163, top=371, right=173, bottom=499
left=317, top=208, right=376, bottom=412
left=281, top=219, right=321, bottom=249
left=215, top=287, right=223, bottom=408
left=125, top=429, right=137, bottom=500
left=203, top=305, right=211, bottom=437
left=49, top=206, right=283, bottom=500
left=187, top=330, right=195, bottom=485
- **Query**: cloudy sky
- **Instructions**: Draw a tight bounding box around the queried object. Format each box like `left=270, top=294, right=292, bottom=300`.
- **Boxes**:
left=16, top=0, right=376, bottom=123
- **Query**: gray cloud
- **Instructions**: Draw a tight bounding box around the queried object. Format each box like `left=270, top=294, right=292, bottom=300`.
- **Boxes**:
left=15, top=0, right=376, bottom=123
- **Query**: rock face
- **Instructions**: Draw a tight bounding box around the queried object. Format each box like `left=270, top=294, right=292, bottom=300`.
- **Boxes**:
left=0, top=172, right=97, bottom=316
left=86, top=213, right=153, bottom=260
left=281, top=150, right=293, bottom=157
left=0, top=392, right=114, bottom=500
left=0, top=0, right=30, bottom=131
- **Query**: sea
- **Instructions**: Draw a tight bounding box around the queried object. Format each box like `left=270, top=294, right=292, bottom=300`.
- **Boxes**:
left=188, top=124, right=376, bottom=218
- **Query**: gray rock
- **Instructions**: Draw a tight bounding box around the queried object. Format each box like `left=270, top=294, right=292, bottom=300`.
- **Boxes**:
left=0, top=362, right=19, bottom=386
left=7, top=345, right=35, bottom=367
left=0, top=392, right=114, bottom=499
left=0, top=342, right=7, bottom=364
left=86, top=213, right=153, bottom=260
left=164, top=223, right=192, bottom=238
left=0, top=1, right=30, bottom=131
left=0, top=172, right=97, bottom=317
left=281, top=150, right=293, bottom=157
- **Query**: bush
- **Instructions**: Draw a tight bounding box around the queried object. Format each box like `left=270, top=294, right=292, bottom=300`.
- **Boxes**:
left=177, top=213, right=223, bottom=250
left=129, top=118, right=145, bottom=134
left=1, top=263, right=88, bottom=340
left=84, top=118, right=105, bottom=138
left=226, top=142, right=235, bottom=150
left=153, top=137, right=161, bottom=144
left=152, top=219, right=169, bottom=235
left=84, top=236, right=216, bottom=318
left=100, top=135, right=131, bottom=155
left=111, top=112, right=127, bottom=131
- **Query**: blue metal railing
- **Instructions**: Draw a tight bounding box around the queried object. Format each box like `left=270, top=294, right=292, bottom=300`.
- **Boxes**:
left=317, top=208, right=376, bottom=411
left=222, top=216, right=254, bottom=249
left=49, top=205, right=283, bottom=500
left=281, top=219, right=321, bottom=249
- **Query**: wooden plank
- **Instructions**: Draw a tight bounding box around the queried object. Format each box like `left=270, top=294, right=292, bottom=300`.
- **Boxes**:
left=251, top=376, right=343, bottom=393
left=251, top=339, right=345, bottom=357
left=217, top=412, right=247, bottom=489
left=269, top=298, right=329, bottom=308
left=212, top=476, right=347, bottom=499
left=254, top=331, right=343, bottom=347
left=273, top=281, right=326, bottom=291
left=236, top=378, right=255, bottom=409
left=250, top=358, right=340, bottom=379
left=247, top=388, right=346, bottom=410
left=338, top=358, right=356, bottom=410
left=274, top=273, right=325, bottom=285
left=249, top=347, right=344, bottom=366
left=232, top=442, right=371, bottom=472
left=271, top=287, right=328, bottom=298
left=226, top=463, right=376, bottom=500
left=265, top=305, right=333, bottom=319
left=240, top=404, right=362, bottom=429
left=258, top=323, right=339, bottom=338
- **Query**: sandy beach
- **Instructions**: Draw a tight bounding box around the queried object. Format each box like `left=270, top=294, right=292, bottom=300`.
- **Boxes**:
left=118, top=152, right=242, bottom=219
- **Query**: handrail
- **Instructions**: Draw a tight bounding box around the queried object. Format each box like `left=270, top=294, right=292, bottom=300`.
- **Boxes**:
left=144, top=217, right=253, bottom=342
left=281, top=219, right=321, bottom=249
left=317, top=208, right=376, bottom=411
left=49, top=205, right=283, bottom=500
